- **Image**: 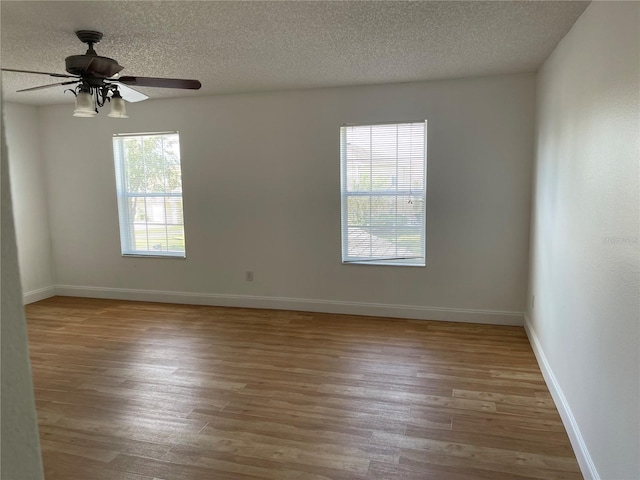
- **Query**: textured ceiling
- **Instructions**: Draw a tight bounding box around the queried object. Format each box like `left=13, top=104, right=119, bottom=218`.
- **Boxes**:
left=1, top=1, right=589, bottom=106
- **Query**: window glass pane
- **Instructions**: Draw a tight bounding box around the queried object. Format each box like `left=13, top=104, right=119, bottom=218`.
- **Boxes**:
left=167, top=224, right=186, bottom=251
left=347, top=195, right=371, bottom=226
left=165, top=198, right=184, bottom=225
left=369, top=227, right=401, bottom=257
left=346, top=168, right=371, bottom=192
left=145, top=197, right=166, bottom=225
left=396, top=196, right=424, bottom=226
left=164, top=164, right=183, bottom=192
left=126, top=197, right=146, bottom=222
left=341, top=121, right=426, bottom=266
left=396, top=227, right=423, bottom=256
left=133, top=224, right=149, bottom=251
left=371, top=125, right=396, bottom=161
left=347, top=226, right=372, bottom=257
left=124, top=138, right=145, bottom=192
left=371, top=161, right=395, bottom=191
left=146, top=163, right=166, bottom=192
left=147, top=227, right=168, bottom=253
left=113, top=132, right=186, bottom=257
left=370, top=195, right=396, bottom=226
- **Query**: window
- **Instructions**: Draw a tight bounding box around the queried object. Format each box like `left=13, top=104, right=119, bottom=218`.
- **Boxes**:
left=113, top=132, right=186, bottom=257
left=340, top=121, right=426, bottom=266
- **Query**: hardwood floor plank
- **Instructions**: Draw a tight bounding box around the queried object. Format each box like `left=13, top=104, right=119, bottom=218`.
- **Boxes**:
left=370, top=431, right=579, bottom=471
left=41, top=452, right=156, bottom=480
left=367, top=459, right=486, bottom=480
left=453, top=388, right=557, bottom=408
left=26, top=297, right=582, bottom=479
left=109, top=452, right=366, bottom=480
left=402, top=423, right=575, bottom=457
left=400, top=449, right=583, bottom=480
left=39, top=424, right=175, bottom=459
left=215, top=400, right=410, bottom=435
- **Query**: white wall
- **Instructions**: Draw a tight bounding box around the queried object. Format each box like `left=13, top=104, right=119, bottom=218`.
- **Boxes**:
left=4, top=103, right=55, bottom=303
left=528, top=2, right=639, bottom=479
left=1, top=103, right=45, bottom=479
left=38, top=73, right=535, bottom=324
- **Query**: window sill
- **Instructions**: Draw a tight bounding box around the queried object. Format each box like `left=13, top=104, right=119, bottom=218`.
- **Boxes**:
left=342, top=260, right=425, bottom=267
left=122, top=253, right=186, bottom=259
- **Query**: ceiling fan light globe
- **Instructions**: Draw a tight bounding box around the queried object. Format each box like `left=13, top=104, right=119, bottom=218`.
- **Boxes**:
left=108, top=96, right=128, bottom=118
left=73, top=111, right=97, bottom=118
left=73, top=91, right=96, bottom=117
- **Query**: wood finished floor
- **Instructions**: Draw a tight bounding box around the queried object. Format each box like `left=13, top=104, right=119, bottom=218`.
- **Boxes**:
left=25, top=296, right=582, bottom=480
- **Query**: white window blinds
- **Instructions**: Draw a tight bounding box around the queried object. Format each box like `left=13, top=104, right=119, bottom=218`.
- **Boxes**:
left=113, top=132, right=186, bottom=257
left=340, top=121, right=426, bottom=266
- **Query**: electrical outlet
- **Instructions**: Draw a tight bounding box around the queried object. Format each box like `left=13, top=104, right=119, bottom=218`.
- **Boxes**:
left=246, top=271, right=254, bottom=282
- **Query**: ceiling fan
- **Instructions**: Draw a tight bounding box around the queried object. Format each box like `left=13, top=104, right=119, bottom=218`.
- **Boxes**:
left=1, top=30, right=202, bottom=118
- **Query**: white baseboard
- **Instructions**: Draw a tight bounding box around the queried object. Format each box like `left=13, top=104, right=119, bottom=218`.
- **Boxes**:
left=524, top=314, right=599, bottom=480
left=53, top=284, right=524, bottom=325
left=23, top=286, right=56, bottom=305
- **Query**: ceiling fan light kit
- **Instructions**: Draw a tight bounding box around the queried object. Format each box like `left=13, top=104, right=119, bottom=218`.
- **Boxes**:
left=2, top=30, right=201, bottom=119
left=107, top=91, right=128, bottom=119
left=73, top=86, right=97, bottom=117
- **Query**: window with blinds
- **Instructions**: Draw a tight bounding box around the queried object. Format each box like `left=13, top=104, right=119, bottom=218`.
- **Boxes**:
left=113, top=132, right=186, bottom=257
left=340, top=121, right=426, bottom=266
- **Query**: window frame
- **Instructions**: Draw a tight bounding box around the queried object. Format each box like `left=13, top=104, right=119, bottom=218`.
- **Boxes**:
left=112, top=131, right=187, bottom=258
left=340, top=120, right=427, bottom=267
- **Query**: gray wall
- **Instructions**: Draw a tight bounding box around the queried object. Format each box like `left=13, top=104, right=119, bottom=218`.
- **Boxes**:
left=36, top=73, right=535, bottom=324
left=4, top=104, right=54, bottom=303
left=528, top=2, right=640, bottom=479
left=1, top=103, right=45, bottom=479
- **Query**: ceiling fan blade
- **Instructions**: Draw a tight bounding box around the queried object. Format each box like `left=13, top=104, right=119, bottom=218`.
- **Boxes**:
left=113, top=83, right=149, bottom=103
left=16, top=80, right=80, bottom=92
left=2, top=68, right=77, bottom=79
left=117, top=76, right=201, bottom=90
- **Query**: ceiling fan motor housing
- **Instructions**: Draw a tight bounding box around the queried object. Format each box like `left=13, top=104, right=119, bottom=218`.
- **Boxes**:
left=65, top=54, right=123, bottom=78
